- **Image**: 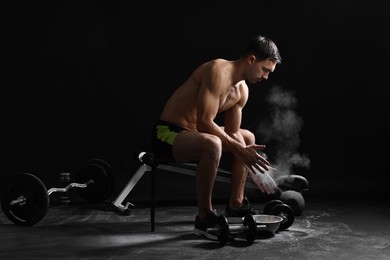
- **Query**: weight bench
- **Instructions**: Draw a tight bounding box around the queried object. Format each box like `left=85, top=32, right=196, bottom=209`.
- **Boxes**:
left=111, top=151, right=308, bottom=231
left=111, top=151, right=259, bottom=232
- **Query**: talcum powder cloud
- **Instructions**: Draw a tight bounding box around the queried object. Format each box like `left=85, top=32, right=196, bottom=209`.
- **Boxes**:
left=256, top=85, right=311, bottom=179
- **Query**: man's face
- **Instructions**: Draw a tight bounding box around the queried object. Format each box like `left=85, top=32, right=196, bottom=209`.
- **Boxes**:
left=246, top=57, right=277, bottom=84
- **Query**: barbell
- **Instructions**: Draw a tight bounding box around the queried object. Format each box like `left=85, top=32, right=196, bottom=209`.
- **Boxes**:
left=0, top=158, right=114, bottom=226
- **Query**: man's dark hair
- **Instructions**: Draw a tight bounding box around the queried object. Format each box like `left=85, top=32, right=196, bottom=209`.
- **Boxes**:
left=242, top=35, right=282, bottom=63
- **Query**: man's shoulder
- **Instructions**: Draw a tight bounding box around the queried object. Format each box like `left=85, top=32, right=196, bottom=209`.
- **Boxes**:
left=193, top=59, right=229, bottom=77
left=204, top=59, right=232, bottom=74
left=198, top=58, right=227, bottom=68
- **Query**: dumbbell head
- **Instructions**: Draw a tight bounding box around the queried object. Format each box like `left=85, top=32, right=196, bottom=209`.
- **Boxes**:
left=243, top=214, right=257, bottom=244
left=1, top=173, right=49, bottom=226
left=73, top=159, right=114, bottom=203
left=279, top=190, right=305, bottom=216
left=269, top=203, right=295, bottom=231
left=217, top=214, right=257, bottom=245
left=216, top=214, right=230, bottom=245
left=263, top=199, right=284, bottom=215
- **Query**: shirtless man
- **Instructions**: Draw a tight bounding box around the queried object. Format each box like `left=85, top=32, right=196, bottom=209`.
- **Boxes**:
left=151, top=35, right=282, bottom=239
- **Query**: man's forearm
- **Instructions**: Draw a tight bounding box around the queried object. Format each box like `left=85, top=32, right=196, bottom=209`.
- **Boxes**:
left=197, top=120, right=244, bottom=153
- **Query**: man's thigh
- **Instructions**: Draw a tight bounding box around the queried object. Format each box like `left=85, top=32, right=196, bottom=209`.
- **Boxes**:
left=172, top=130, right=216, bottom=162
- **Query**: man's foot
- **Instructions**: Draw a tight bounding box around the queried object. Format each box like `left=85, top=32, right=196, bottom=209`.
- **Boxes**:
left=225, top=197, right=260, bottom=217
left=193, top=210, right=219, bottom=241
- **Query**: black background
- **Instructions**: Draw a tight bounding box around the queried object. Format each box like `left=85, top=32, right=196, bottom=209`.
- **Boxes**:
left=2, top=0, right=389, bottom=202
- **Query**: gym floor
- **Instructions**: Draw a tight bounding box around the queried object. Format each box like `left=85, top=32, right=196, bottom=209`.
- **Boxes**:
left=1, top=194, right=389, bottom=260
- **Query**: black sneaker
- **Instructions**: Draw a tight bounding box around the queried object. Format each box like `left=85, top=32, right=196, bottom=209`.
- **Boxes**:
left=225, top=197, right=260, bottom=217
left=193, top=210, right=219, bottom=241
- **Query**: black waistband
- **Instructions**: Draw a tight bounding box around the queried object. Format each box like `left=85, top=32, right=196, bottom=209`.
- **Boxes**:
left=156, top=120, right=188, bottom=133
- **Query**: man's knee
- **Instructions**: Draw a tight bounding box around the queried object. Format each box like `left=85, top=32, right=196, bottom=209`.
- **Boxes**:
left=241, top=129, right=255, bottom=145
left=202, top=135, right=223, bottom=160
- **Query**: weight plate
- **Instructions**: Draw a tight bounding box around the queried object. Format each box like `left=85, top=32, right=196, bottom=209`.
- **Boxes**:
left=88, top=158, right=112, bottom=173
left=279, top=190, right=306, bottom=216
left=87, top=159, right=114, bottom=200
left=263, top=199, right=284, bottom=215
left=217, top=214, right=229, bottom=246
left=73, top=163, right=113, bottom=203
left=270, top=203, right=295, bottom=231
left=1, top=173, right=49, bottom=226
left=243, top=214, right=257, bottom=244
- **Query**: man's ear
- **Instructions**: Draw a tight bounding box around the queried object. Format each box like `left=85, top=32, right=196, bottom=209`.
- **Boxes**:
left=247, top=55, right=256, bottom=64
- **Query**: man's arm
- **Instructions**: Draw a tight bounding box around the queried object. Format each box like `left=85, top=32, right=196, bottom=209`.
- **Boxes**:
left=197, top=70, right=233, bottom=146
left=195, top=70, right=270, bottom=173
left=223, top=83, right=247, bottom=137
left=195, top=68, right=241, bottom=151
left=223, top=85, right=270, bottom=173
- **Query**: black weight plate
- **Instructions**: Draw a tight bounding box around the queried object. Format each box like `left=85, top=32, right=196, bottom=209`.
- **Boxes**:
left=263, top=199, right=284, bottom=215
left=1, top=173, right=49, bottom=226
left=87, top=159, right=114, bottom=200
left=279, top=190, right=306, bottom=216
left=217, top=215, right=229, bottom=246
left=243, top=214, right=257, bottom=244
left=73, top=163, right=112, bottom=203
left=88, top=158, right=112, bottom=173
left=270, top=203, right=295, bottom=231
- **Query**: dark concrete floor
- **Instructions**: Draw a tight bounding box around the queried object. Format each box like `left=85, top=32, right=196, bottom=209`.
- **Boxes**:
left=1, top=195, right=389, bottom=260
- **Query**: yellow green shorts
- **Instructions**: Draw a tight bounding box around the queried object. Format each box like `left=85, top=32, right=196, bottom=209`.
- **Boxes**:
left=151, top=120, right=187, bottom=161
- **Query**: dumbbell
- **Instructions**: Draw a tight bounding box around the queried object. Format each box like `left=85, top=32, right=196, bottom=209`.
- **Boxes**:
left=206, top=214, right=257, bottom=245
left=0, top=158, right=113, bottom=226
left=274, top=174, right=308, bottom=216
left=262, top=199, right=295, bottom=231
left=279, top=190, right=306, bottom=216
